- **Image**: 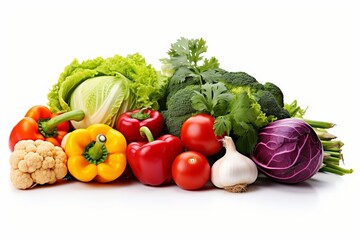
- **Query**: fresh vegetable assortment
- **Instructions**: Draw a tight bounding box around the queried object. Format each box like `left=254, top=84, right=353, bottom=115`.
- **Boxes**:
left=7, top=37, right=353, bottom=192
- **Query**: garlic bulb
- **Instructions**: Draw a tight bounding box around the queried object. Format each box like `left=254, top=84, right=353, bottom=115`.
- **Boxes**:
left=211, top=136, right=258, bottom=193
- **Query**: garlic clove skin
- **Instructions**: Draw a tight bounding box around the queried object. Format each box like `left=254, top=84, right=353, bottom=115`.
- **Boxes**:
left=211, top=136, right=258, bottom=191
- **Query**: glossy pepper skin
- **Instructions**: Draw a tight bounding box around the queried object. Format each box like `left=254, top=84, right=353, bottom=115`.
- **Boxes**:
left=65, top=124, right=127, bottom=183
left=116, top=108, right=164, bottom=143
left=126, top=126, right=184, bottom=186
left=9, top=105, right=84, bottom=151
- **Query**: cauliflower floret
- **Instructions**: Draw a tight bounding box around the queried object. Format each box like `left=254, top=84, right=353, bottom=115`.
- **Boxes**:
left=10, top=169, right=34, bottom=190
left=14, top=139, right=37, bottom=152
left=9, top=149, right=27, bottom=169
left=42, top=157, right=55, bottom=169
left=9, top=139, right=68, bottom=190
left=36, top=140, right=55, bottom=158
left=31, top=169, right=56, bottom=185
left=18, top=152, right=43, bottom=172
left=53, top=148, right=68, bottom=179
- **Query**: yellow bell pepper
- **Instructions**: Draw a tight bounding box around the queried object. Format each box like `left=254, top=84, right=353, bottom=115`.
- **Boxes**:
left=65, top=124, right=127, bottom=183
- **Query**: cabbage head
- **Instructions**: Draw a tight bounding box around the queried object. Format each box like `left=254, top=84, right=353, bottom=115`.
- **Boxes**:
left=251, top=118, right=323, bottom=184
left=47, top=53, right=168, bottom=129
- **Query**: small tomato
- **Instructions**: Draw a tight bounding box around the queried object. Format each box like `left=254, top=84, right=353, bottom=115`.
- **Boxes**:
left=180, top=114, right=223, bottom=156
left=172, top=151, right=210, bottom=190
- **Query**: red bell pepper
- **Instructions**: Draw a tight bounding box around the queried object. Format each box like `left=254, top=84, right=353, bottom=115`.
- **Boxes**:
left=126, top=126, right=184, bottom=186
left=116, top=108, right=164, bottom=143
left=9, top=105, right=85, bottom=151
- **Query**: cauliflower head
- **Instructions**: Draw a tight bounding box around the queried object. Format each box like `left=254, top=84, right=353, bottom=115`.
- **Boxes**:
left=10, top=139, right=68, bottom=189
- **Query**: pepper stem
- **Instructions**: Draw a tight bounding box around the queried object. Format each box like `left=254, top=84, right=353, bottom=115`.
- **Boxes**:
left=39, top=109, right=85, bottom=137
left=130, top=108, right=150, bottom=121
left=139, top=126, right=154, bottom=142
left=83, top=134, right=109, bottom=165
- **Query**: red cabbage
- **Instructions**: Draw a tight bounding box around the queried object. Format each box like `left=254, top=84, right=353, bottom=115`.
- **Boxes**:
left=251, top=118, right=323, bottom=184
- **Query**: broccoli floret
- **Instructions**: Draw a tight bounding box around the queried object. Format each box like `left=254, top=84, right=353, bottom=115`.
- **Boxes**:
left=166, top=75, right=199, bottom=101
left=220, top=71, right=264, bottom=92
left=163, top=84, right=201, bottom=136
left=255, top=90, right=290, bottom=119
left=162, top=111, right=194, bottom=137
left=167, top=85, right=200, bottom=117
left=217, top=70, right=289, bottom=120
left=263, top=82, right=285, bottom=107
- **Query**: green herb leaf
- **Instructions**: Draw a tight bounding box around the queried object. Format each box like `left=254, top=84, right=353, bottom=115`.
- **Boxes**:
left=200, top=69, right=222, bottom=83
left=188, top=38, right=207, bottom=64
left=162, top=37, right=219, bottom=80
left=168, top=38, right=190, bottom=57
left=198, top=57, right=220, bottom=72
left=214, top=116, right=232, bottom=136
left=191, top=82, right=233, bottom=116
left=235, top=125, right=258, bottom=156
left=225, top=91, right=270, bottom=155
left=170, top=67, right=195, bottom=84
left=229, top=92, right=256, bottom=123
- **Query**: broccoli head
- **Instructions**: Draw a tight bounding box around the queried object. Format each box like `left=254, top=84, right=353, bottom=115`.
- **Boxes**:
left=163, top=84, right=201, bottom=136
left=162, top=111, right=194, bottom=137
left=255, top=90, right=290, bottom=119
left=219, top=71, right=264, bottom=92
left=166, top=75, right=199, bottom=101
left=167, top=85, right=200, bottom=117
left=263, top=82, right=285, bottom=107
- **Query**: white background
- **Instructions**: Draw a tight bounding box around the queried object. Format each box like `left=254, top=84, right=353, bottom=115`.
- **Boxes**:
left=1, top=0, right=359, bottom=239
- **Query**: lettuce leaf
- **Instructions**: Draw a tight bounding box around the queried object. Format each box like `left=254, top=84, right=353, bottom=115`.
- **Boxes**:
left=47, top=53, right=168, bottom=114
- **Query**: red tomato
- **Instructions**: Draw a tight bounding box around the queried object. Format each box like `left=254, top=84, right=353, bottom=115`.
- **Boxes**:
left=172, top=151, right=210, bottom=190
left=180, top=114, right=223, bottom=156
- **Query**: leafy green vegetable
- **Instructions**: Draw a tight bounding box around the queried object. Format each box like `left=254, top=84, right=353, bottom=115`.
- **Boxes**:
left=212, top=90, right=273, bottom=155
left=191, top=82, right=233, bottom=116
left=68, top=75, right=134, bottom=128
left=48, top=53, right=168, bottom=128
